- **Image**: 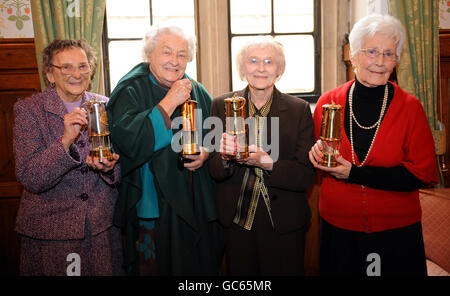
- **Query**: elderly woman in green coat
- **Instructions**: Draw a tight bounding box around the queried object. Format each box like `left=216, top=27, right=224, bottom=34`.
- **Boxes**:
left=107, top=24, right=223, bottom=275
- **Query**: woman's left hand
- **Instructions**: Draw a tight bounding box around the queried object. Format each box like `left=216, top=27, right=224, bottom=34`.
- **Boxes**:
left=86, top=153, right=120, bottom=173
left=238, top=145, right=274, bottom=171
left=183, top=147, right=209, bottom=171
left=318, top=155, right=352, bottom=179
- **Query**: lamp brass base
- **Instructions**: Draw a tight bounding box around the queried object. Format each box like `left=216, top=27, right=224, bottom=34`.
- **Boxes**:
left=319, top=152, right=337, bottom=167
left=223, top=150, right=250, bottom=161
left=90, top=148, right=113, bottom=163
left=182, top=144, right=201, bottom=155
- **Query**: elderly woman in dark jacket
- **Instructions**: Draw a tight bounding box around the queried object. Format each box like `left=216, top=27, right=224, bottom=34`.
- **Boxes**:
left=209, top=36, right=315, bottom=275
left=13, top=39, right=123, bottom=276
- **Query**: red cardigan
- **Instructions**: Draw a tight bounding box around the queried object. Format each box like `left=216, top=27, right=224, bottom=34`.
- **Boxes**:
left=314, top=80, right=438, bottom=233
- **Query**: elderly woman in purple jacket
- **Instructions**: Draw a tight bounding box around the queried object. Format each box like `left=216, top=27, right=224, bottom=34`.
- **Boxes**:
left=13, top=40, right=123, bottom=276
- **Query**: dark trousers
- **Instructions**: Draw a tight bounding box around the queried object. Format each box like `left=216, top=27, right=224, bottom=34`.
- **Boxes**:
left=319, top=218, right=427, bottom=276
left=224, top=200, right=306, bottom=276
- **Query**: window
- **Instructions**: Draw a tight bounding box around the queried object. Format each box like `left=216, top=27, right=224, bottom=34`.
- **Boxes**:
left=102, top=0, right=196, bottom=96
left=102, top=0, right=321, bottom=101
left=229, top=0, right=320, bottom=102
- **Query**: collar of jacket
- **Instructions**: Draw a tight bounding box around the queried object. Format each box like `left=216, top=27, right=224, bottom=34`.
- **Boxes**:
left=236, top=85, right=289, bottom=117
left=43, top=87, right=87, bottom=119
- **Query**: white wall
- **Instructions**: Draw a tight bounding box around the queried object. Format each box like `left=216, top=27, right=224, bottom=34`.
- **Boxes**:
left=350, top=0, right=391, bottom=30
left=350, top=0, right=368, bottom=29
left=440, top=0, right=450, bottom=29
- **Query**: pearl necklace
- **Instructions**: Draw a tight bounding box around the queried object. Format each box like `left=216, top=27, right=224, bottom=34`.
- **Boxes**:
left=349, top=82, right=388, bottom=167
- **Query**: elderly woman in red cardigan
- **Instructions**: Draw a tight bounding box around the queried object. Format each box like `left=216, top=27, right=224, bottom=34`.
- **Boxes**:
left=13, top=40, right=123, bottom=275
left=309, top=14, right=438, bottom=275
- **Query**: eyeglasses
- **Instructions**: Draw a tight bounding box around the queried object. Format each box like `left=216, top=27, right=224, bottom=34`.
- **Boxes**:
left=361, top=48, right=397, bottom=61
left=247, top=57, right=273, bottom=66
left=51, top=63, right=90, bottom=75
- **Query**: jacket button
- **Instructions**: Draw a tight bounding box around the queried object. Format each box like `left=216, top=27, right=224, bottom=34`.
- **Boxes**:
left=80, top=193, right=89, bottom=201
left=80, top=166, right=89, bottom=174
left=270, top=194, right=278, bottom=201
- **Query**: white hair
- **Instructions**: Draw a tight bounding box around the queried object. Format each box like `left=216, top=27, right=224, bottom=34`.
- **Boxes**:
left=349, top=13, right=406, bottom=62
left=235, top=36, right=286, bottom=82
left=142, top=23, right=196, bottom=62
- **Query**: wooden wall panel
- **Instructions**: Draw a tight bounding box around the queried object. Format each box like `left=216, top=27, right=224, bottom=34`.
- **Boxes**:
left=304, top=175, right=321, bottom=275
left=0, top=93, right=18, bottom=183
left=0, top=197, right=21, bottom=275
left=0, top=38, right=40, bottom=275
left=0, top=72, right=41, bottom=91
left=0, top=41, right=38, bottom=70
left=0, top=91, right=37, bottom=183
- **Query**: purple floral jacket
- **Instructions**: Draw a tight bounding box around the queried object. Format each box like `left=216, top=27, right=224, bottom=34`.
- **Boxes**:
left=13, top=87, right=120, bottom=240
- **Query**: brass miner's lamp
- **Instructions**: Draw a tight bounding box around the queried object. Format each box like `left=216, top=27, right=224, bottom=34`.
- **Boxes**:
left=83, top=97, right=113, bottom=163
left=319, top=101, right=342, bottom=167
left=181, top=99, right=200, bottom=156
left=224, top=94, right=249, bottom=160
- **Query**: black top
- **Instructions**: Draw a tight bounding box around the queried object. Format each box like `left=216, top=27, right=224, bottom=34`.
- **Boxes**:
left=344, top=78, right=425, bottom=191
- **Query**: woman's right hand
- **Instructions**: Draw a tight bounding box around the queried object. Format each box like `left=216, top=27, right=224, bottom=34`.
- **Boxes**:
left=219, top=132, right=238, bottom=159
left=61, top=107, right=88, bottom=152
left=308, top=140, right=324, bottom=167
left=308, top=140, right=352, bottom=180
left=158, top=78, right=192, bottom=117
